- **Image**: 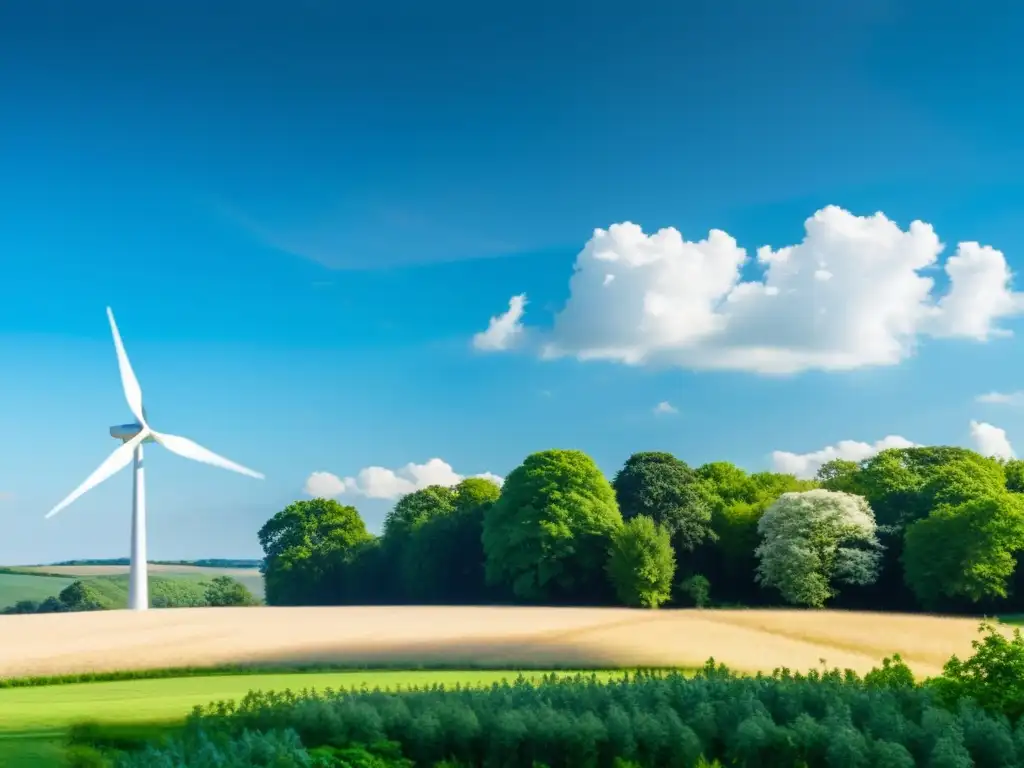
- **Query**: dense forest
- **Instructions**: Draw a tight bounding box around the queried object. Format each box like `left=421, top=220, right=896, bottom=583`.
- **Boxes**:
left=259, top=445, right=1024, bottom=615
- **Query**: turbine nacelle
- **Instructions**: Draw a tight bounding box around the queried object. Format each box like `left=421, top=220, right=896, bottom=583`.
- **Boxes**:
left=110, top=423, right=155, bottom=443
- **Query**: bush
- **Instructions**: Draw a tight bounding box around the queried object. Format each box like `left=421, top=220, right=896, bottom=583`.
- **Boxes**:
left=863, top=654, right=916, bottom=690
left=105, top=657, right=1024, bottom=767
left=606, top=516, right=676, bottom=608
left=930, top=622, right=1024, bottom=721
left=204, top=576, right=260, bottom=607
left=678, top=574, right=711, bottom=607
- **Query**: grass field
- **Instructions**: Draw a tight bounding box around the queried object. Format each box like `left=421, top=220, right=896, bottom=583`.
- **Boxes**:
left=2, top=563, right=265, bottom=601
left=0, top=669, right=600, bottom=767
left=0, top=572, right=75, bottom=606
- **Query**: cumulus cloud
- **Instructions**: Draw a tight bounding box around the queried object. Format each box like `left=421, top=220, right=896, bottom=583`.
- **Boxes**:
left=775, top=421, right=1020, bottom=478
left=304, top=459, right=503, bottom=502
left=653, top=401, right=678, bottom=415
left=483, top=206, right=1023, bottom=375
left=976, top=391, right=1024, bottom=406
left=473, top=293, right=527, bottom=351
left=970, top=420, right=1016, bottom=459
left=772, top=435, right=918, bottom=479
left=303, top=471, right=348, bottom=498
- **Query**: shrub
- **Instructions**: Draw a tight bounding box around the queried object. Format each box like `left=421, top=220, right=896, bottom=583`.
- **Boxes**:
left=108, top=662, right=1022, bottom=767
left=678, top=574, right=711, bottom=608
left=606, top=516, right=676, bottom=608
left=930, top=622, right=1024, bottom=721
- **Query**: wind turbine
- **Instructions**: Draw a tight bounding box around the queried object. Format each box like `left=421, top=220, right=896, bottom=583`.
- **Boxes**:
left=45, top=308, right=264, bottom=611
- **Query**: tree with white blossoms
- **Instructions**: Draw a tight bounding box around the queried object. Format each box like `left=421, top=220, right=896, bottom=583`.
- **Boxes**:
left=755, top=489, right=883, bottom=608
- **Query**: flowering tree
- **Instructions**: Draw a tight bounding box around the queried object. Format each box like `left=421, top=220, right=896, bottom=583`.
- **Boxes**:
left=755, top=489, right=882, bottom=607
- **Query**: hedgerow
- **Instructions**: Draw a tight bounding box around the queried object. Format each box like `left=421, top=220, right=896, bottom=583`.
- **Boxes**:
left=71, top=625, right=1024, bottom=767
left=98, top=643, right=1021, bottom=765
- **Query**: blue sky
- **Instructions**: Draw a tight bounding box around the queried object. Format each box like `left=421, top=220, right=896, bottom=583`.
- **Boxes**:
left=2, top=0, right=1024, bottom=563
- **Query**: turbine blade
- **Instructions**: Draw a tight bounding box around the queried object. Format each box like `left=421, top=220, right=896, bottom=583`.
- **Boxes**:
left=45, top=432, right=146, bottom=519
left=106, top=307, right=145, bottom=424
left=151, top=431, right=264, bottom=480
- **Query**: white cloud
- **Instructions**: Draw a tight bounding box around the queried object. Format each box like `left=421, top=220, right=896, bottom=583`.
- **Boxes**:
left=653, top=401, right=678, bottom=415
left=473, top=293, right=527, bottom=351
left=304, top=459, right=504, bottom=502
left=487, top=206, right=1023, bottom=375
left=303, top=471, right=347, bottom=498
left=976, top=391, right=1024, bottom=406
left=772, top=435, right=918, bottom=479
left=775, top=421, right=1021, bottom=478
left=970, top=420, right=1016, bottom=459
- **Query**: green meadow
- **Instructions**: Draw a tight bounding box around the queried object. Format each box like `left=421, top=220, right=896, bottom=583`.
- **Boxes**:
left=0, top=668, right=623, bottom=767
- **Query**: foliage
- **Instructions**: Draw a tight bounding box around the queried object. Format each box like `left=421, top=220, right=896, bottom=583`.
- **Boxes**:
left=677, top=573, right=711, bottom=607
left=150, top=578, right=209, bottom=608
left=815, top=459, right=862, bottom=493
left=386, top=479, right=501, bottom=604
left=612, top=452, right=714, bottom=552
left=104, top=639, right=1024, bottom=768
left=114, top=727, right=313, bottom=767
left=383, top=486, right=457, bottom=540
left=606, top=515, right=676, bottom=608
left=903, top=493, right=1024, bottom=607
left=863, top=654, right=916, bottom=690
left=755, top=489, right=882, bottom=607
left=1005, top=459, right=1024, bottom=494
left=204, top=576, right=259, bottom=607
left=693, top=464, right=816, bottom=605
left=0, top=572, right=254, bottom=614
left=59, top=580, right=107, bottom=611
left=251, top=442, right=1024, bottom=613
left=482, top=449, right=623, bottom=603
left=259, top=498, right=373, bottom=606
left=930, top=622, right=1024, bottom=721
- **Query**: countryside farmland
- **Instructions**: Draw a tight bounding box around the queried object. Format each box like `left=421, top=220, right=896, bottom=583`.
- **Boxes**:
left=0, top=605, right=1016, bottom=766
left=0, top=562, right=265, bottom=606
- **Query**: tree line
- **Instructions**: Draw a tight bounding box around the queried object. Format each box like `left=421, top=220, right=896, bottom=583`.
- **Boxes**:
left=259, top=446, right=1024, bottom=614
left=1, top=575, right=258, bottom=614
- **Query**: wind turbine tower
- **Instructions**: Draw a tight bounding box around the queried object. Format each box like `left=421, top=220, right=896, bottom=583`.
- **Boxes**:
left=46, top=308, right=264, bottom=611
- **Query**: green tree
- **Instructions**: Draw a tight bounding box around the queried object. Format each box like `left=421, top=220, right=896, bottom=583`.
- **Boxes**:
left=902, top=493, right=1024, bottom=608
left=394, top=479, right=502, bottom=603
left=693, top=464, right=815, bottom=605
left=931, top=622, right=1024, bottom=721
left=816, top=459, right=862, bottom=493
left=837, top=446, right=1007, bottom=610
left=383, top=485, right=457, bottom=539
left=258, top=498, right=373, bottom=605
left=204, top=575, right=259, bottom=606
left=1005, top=459, right=1024, bottom=493
left=58, top=580, right=105, bottom=611
left=483, top=449, right=623, bottom=604
left=606, top=515, right=676, bottom=608
left=612, top=452, right=714, bottom=553
left=755, top=489, right=883, bottom=607
left=150, top=578, right=208, bottom=608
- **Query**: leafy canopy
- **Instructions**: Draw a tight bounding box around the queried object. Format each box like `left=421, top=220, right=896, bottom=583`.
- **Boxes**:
left=613, top=452, right=714, bottom=552
left=606, top=515, right=676, bottom=608
left=258, top=498, right=372, bottom=605
left=755, top=489, right=882, bottom=607
left=391, top=478, right=502, bottom=603
left=903, top=492, right=1024, bottom=607
left=483, top=449, right=622, bottom=603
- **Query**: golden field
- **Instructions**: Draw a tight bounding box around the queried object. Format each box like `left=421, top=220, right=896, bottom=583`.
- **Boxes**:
left=0, top=606, right=1004, bottom=679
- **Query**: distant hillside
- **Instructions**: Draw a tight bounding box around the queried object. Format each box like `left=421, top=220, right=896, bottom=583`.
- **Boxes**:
left=51, top=558, right=262, bottom=569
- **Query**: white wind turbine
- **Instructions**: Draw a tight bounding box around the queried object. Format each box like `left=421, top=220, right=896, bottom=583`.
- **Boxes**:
left=45, top=308, right=264, bottom=611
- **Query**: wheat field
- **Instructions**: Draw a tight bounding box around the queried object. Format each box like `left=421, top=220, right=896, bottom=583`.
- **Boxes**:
left=0, top=606, right=1004, bottom=680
